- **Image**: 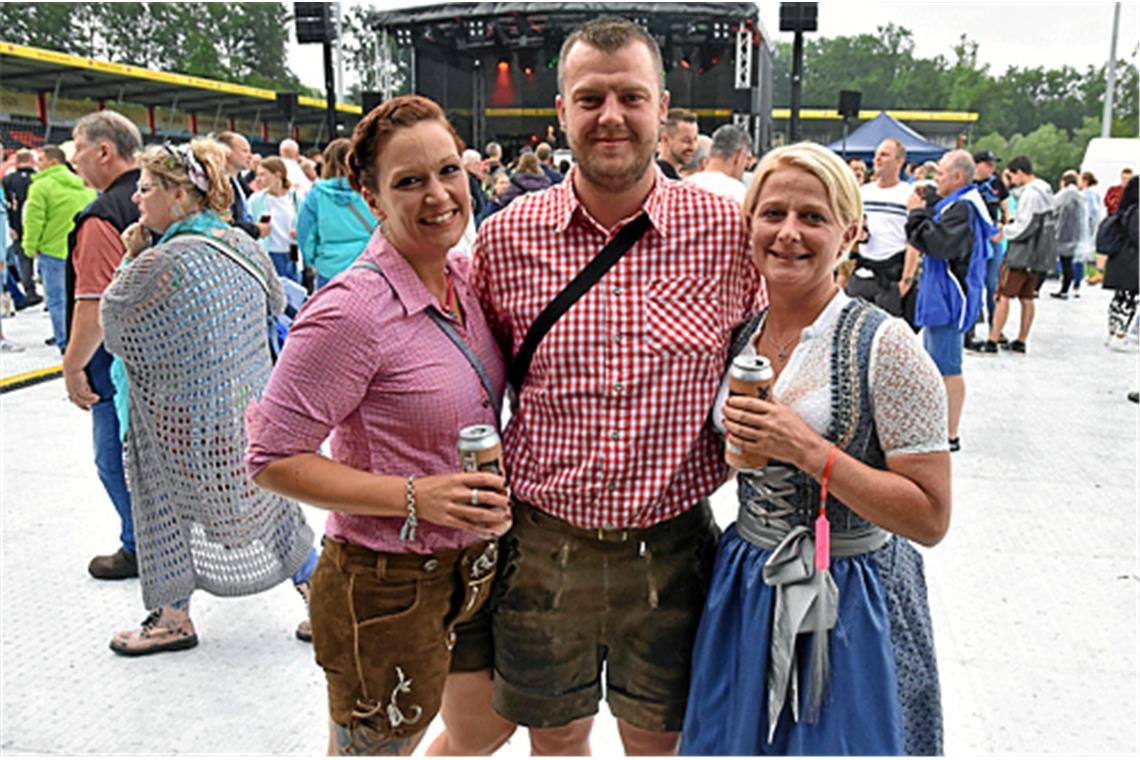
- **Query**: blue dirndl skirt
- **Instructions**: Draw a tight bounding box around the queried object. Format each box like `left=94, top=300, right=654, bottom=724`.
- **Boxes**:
left=680, top=524, right=942, bottom=756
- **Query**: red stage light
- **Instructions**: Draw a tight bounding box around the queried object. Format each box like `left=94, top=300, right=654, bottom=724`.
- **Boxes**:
left=679, top=58, right=691, bottom=69
left=524, top=66, right=534, bottom=77
left=497, top=59, right=510, bottom=72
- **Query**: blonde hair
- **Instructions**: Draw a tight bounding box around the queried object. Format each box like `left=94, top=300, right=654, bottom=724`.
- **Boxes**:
left=138, top=139, right=232, bottom=218
left=743, top=143, right=863, bottom=230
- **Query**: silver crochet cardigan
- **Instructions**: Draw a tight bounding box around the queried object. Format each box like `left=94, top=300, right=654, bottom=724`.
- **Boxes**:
left=102, top=225, right=313, bottom=609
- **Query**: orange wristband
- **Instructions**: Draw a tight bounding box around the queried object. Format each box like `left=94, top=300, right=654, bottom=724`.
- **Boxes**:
left=818, top=445, right=839, bottom=517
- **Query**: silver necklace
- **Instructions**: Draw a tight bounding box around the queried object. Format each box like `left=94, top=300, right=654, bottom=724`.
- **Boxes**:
left=764, top=328, right=799, bottom=362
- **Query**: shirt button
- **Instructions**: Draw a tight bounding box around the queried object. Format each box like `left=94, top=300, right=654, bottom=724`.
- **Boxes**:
left=612, top=286, right=623, bottom=296
left=613, top=332, right=623, bottom=343
left=614, top=382, right=624, bottom=393
left=607, top=482, right=617, bottom=492
left=610, top=431, right=620, bottom=440
left=422, top=559, right=439, bottom=572
left=482, top=399, right=491, bottom=408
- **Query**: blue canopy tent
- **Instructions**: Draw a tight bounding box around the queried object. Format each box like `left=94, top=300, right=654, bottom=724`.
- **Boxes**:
left=827, top=111, right=949, bottom=165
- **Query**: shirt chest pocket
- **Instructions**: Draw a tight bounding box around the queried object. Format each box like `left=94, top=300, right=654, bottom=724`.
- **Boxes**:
left=643, top=276, right=722, bottom=355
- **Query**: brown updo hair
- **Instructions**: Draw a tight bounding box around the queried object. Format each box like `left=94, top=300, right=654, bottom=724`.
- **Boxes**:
left=347, top=94, right=465, bottom=194
left=138, top=139, right=233, bottom=218
left=321, top=138, right=352, bottom=179
left=258, top=156, right=290, bottom=190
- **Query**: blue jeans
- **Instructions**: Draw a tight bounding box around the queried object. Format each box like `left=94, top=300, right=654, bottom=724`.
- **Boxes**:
left=984, top=241, right=1003, bottom=327
left=5, top=265, right=27, bottom=308
left=923, top=324, right=964, bottom=376
left=270, top=252, right=299, bottom=282
left=87, top=346, right=135, bottom=554
left=37, top=254, right=68, bottom=349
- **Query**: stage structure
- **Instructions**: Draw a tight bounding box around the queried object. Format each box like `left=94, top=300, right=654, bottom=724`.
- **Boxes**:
left=365, top=2, right=773, bottom=160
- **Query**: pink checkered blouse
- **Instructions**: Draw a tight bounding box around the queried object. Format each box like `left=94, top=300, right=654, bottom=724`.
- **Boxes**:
left=245, top=233, right=505, bottom=554
left=471, top=166, right=764, bottom=530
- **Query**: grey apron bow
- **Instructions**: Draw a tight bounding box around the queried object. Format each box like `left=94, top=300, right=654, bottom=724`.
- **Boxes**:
left=762, top=525, right=838, bottom=742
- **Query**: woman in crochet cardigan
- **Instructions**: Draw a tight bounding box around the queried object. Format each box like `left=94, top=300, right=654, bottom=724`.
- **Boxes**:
left=101, top=139, right=317, bottom=656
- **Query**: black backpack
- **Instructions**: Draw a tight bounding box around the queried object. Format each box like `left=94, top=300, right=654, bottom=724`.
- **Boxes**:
left=1096, top=210, right=1127, bottom=257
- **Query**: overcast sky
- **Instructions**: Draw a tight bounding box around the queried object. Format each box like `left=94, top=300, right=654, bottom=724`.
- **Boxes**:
left=290, top=1, right=1138, bottom=94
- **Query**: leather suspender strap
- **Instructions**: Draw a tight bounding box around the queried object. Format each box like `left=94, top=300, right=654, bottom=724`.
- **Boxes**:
left=508, top=212, right=651, bottom=392
left=352, top=260, right=502, bottom=426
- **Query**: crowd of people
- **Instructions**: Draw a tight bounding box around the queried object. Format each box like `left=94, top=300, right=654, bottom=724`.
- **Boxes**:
left=1, top=12, right=1137, bottom=758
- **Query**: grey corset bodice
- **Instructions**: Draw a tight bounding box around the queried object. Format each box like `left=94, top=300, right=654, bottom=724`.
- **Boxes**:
left=730, top=299, right=891, bottom=538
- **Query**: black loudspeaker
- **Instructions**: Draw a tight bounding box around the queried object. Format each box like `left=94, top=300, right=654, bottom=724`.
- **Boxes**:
left=779, top=3, right=818, bottom=33
left=838, top=90, right=862, bottom=119
left=361, top=91, right=384, bottom=114
left=277, top=92, right=298, bottom=122
left=294, top=2, right=331, bottom=44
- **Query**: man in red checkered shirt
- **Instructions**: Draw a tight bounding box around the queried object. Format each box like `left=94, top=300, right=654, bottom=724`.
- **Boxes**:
left=471, top=17, right=761, bottom=756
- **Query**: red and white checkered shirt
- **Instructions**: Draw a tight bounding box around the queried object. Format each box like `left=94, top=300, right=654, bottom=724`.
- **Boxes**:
left=472, top=167, right=764, bottom=529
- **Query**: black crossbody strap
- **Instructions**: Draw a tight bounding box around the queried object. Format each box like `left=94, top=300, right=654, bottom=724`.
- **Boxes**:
left=509, top=212, right=651, bottom=391
left=352, top=260, right=502, bottom=426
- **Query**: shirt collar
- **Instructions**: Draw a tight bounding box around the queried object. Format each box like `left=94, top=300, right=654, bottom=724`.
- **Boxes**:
left=801, top=289, right=851, bottom=341
left=554, top=163, right=671, bottom=238
left=365, top=234, right=462, bottom=317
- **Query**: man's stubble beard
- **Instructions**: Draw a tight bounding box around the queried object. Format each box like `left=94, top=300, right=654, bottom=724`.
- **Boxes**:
left=572, top=136, right=656, bottom=194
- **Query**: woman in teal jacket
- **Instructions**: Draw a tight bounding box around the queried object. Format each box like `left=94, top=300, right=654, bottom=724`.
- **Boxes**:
left=296, top=138, right=376, bottom=288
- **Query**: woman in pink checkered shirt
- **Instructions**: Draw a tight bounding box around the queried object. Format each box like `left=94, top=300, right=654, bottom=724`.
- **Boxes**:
left=246, top=96, right=517, bottom=756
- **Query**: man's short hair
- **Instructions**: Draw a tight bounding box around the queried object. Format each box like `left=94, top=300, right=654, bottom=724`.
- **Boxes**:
left=73, top=110, right=142, bottom=160
left=279, top=138, right=300, bottom=158
left=684, top=135, right=711, bottom=172
left=944, top=150, right=975, bottom=184
left=1007, top=155, right=1033, bottom=175
left=216, top=131, right=245, bottom=150
left=665, top=108, right=698, bottom=136
left=14, top=149, right=35, bottom=165
left=1081, top=171, right=1098, bottom=186
left=40, top=145, right=67, bottom=165
left=485, top=141, right=502, bottom=159
left=883, top=138, right=906, bottom=161
left=709, top=124, right=749, bottom=159
left=535, top=142, right=553, bottom=161
left=1061, top=170, right=1079, bottom=187
left=558, top=17, right=665, bottom=94
left=462, top=148, right=482, bottom=167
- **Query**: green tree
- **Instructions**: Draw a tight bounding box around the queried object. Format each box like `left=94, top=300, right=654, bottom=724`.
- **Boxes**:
left=0, top=4, right=86, bottom=53
left=340, top=4, right=412, bottom=102
left=969, top=131, right=1008, bottom=159
left=0, top=2, right=304, bottom=91
left=1006, top=123, right=1083, bottom=187
left=769, top=25, right=1137, bottom=144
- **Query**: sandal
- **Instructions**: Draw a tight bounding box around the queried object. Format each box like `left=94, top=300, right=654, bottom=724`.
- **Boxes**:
left=295, top=581, right=312, bottom=643
left=110, top=607, right=198, bottom=657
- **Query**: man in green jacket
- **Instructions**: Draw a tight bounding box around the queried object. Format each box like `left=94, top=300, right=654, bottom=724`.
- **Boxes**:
left=21, top=146, right=96, bottom=350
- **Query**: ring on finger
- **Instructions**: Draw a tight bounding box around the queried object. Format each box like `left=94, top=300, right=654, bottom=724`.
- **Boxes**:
left=470, top=488, right=480, bottom=506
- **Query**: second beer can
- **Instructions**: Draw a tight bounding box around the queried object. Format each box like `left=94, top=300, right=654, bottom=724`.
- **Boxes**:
left=725, top=355, right=775, bottom=471
left=459, top=424, right=503, bottom=478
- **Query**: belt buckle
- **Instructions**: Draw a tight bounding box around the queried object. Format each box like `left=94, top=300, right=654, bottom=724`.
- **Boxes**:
left=596, top=527, right=629, bottom=542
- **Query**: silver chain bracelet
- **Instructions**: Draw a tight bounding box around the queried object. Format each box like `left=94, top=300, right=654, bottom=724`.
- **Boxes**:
left=398, top=475, right=418, bottom=543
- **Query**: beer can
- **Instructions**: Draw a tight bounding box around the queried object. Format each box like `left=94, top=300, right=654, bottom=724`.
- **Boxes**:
left=459, top=424, right=503, bottom=478
left=725, top=355, right=775, bottom=471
